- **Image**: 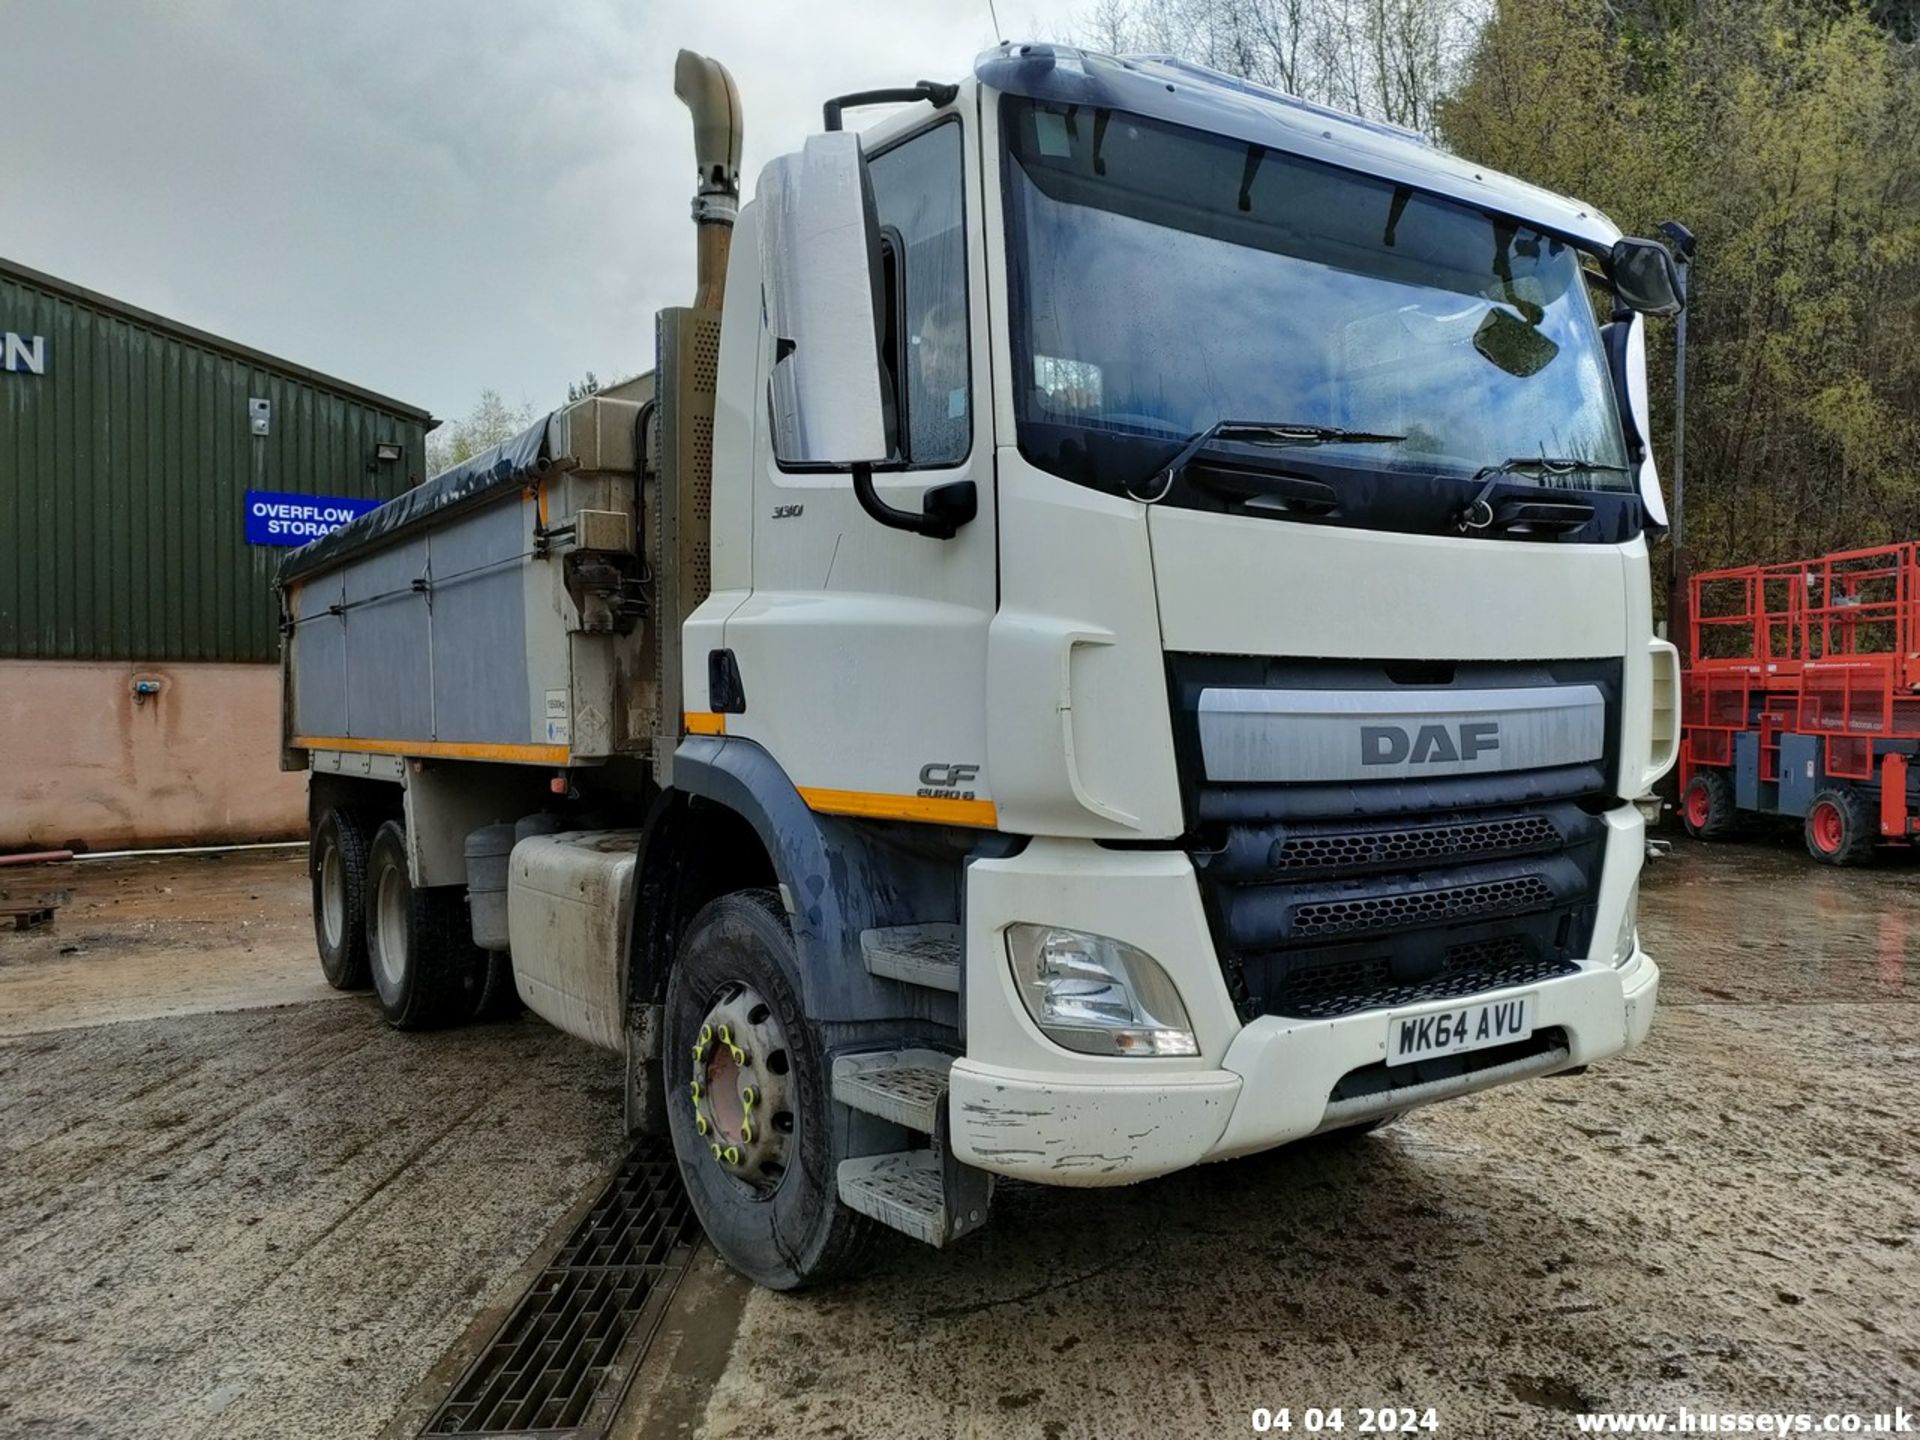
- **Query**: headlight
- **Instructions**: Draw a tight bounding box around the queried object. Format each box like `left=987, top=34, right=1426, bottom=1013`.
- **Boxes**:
left=1611, top=879, right=1641, bottom=967
left=1006, top=924, right=1199, bottom=1057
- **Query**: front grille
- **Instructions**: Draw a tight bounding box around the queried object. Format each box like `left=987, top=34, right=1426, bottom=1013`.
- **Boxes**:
left=1271, top=813, right=1561, bottom=874
left=1170, top=655, right=1621, bottom=1024
left=1290, top=875, right=1556, bottom=939
left=1274, top=938, right=1577, bottom=1019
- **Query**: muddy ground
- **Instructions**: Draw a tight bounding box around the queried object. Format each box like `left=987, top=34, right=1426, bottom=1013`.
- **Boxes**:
left=0, top=839, right=1914, bottom=1438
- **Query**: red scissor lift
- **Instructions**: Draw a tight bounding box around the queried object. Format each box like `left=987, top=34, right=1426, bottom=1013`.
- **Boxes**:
left=1680, top=542, right=1920, bottom=863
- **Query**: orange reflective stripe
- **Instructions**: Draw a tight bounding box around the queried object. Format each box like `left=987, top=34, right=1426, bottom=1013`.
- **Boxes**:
left=293, top=735, right=570, bottom=765
left=797, top=786, right=998, bottom=828
left=684, top=712, right=727, bottom=736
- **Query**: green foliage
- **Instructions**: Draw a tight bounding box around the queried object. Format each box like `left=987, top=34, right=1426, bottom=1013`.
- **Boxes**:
left=1441, top=0, right=1920, bottom=573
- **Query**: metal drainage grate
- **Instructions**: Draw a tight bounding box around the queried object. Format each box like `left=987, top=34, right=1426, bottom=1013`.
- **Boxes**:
left=421, top=1137, right=698, bottom=1438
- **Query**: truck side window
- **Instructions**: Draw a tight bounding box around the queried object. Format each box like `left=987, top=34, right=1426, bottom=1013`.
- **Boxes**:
left=867, top=120, right=970, bottom=468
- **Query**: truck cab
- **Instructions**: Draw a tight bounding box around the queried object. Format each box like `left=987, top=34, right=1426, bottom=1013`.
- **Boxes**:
left=284, top=43, right=1683, bottom=1290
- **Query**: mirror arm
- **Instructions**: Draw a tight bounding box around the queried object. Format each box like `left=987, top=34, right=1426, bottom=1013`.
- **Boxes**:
left=824, top=81, right=960, bottom=132
left=852, top=463, right=976, bottom=540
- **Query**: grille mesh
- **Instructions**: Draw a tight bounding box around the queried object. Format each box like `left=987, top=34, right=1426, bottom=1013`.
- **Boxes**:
left=1290, top=875, right=1555, bottom=939
left=1273, top=938, right=1575, bottom=1020
left=1273, top=814, right=1560, bottom=873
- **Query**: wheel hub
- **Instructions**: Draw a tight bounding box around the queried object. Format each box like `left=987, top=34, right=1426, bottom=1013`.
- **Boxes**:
left=374, top=865, right=409, bottom=993
left=319, top=842, right=345, bottom=949
left=1812, top=800, right=1844, bottom=853
left=688, top=983, right=793, bottom=1190
left=1686, top=785, right=1710, bottom=827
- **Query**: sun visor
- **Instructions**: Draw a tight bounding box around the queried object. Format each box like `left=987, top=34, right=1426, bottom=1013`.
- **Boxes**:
left=975, top=43, right=1621, bottom=252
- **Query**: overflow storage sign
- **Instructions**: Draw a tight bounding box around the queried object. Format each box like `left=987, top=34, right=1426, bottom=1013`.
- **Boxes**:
left=245, top=490, right=382, bottom=546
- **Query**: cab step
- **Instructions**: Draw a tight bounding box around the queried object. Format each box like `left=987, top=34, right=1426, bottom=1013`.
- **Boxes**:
left=836, top=1148, right=990, bottom=1248
left=832, top=1048, right=953, bottom=1132
left=832, top=1046, right=989, bottom=1247
left=860, top=924, right=960, bottom=992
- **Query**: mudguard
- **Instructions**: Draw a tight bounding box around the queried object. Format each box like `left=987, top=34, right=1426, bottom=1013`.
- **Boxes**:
left=640, top=735, right=966, bottom=1028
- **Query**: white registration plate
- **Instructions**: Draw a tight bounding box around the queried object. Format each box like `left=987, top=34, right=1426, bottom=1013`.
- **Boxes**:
left=1389, top=993, right=1535, bottom=1066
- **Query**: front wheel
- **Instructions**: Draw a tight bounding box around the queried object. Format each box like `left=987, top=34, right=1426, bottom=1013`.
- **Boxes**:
left=1805, top=787, right=1876, bottom=866
left=364, top=820, right=486, bottom=1028
left=663, top=889, right=876, bottom=1290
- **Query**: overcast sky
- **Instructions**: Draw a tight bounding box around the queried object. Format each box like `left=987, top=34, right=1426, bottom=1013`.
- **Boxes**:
left=3, top=0, right=1084, bottom=422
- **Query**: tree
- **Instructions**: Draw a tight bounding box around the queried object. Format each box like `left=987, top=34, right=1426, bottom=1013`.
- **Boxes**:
left=1068, top=0, right=1479, bottom=134
left=1441, top=0, right=1920, bottom=575
left=425, top=389, right=536, bottom=477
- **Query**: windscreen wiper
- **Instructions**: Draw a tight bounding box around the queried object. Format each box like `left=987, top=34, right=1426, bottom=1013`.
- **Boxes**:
left=1129, top=420, right=1407, bottom=502
left=1456, top=455, right=1630, bottom=531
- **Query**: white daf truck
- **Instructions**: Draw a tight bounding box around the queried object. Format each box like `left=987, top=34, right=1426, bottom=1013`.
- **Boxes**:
left=280, top=43, right=1684, bottom=1289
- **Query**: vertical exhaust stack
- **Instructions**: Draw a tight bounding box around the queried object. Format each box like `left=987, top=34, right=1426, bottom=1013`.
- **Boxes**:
left=674, top=50, right=743, bottom=312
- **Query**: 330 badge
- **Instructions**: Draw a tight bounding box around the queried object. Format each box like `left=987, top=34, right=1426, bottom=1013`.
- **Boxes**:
left=917, top=761, right=981, bottom=801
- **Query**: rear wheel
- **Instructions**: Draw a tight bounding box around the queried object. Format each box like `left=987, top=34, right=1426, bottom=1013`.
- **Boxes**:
left=1680, top=770, right=1737, bottom=839
left=1805, top=787, right=1876, bottom=866
left=663, top=889, right=876, bottom=1290
left=311, top=807, right=374, bottom=989
left=364, top=820, right=486, bottom=1028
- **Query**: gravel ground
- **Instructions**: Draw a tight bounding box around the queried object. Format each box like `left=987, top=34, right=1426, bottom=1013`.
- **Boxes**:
left=0, top=840, right=1915, bottom=1439
left=0, top=852, right=623, bottom=1440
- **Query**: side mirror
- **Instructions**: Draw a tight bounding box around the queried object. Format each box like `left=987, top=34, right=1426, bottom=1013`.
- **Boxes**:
left=1610, top=237, right=1684, bottom=317
left=1623, top=313, right=1669, bottom=529
left=757, top=132, right=977, bottom=540
left=759, top=132, right=892, bottom=468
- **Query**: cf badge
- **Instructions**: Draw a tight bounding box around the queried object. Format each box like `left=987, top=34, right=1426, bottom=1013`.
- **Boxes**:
left=917, top=762, right=981, bottom=800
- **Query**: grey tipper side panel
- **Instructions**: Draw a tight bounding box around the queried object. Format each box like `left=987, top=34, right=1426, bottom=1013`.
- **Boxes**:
left=294, top=572, right=349, bottom=736
left=428, top=500, right=532, bottom=742
left=282, top=393, right=647, bottom=759
left=342, top=535, right=432, bottom=738
left=1198, top=684, right=1606, bottom=783
left=289, top=495, right=531, bottom=743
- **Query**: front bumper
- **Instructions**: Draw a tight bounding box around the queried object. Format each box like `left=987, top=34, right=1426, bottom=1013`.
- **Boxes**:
left=950, top=811, right=1656, bottom=1186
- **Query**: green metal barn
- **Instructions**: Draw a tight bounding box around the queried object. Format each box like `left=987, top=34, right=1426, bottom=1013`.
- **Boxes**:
left=0, top=256, right=433, bottom=850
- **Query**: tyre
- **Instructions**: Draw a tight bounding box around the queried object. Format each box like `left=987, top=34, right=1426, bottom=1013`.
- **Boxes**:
left=663, top=889, right=876, bottom=1290
left=311, top=807, right=375, bottom=989
left=364, top=820, right=486, bottom=1029
left=1805, top=787, right=1876, bottom=866
left=1680, top=770, right=1737, bottom=839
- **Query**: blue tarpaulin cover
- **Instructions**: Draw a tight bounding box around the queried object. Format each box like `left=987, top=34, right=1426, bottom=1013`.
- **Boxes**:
left=278, top=413, right=553, bottom=583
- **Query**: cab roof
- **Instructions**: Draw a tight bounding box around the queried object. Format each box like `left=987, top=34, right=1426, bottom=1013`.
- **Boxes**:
left=975, top=43, right=1621, bottom=251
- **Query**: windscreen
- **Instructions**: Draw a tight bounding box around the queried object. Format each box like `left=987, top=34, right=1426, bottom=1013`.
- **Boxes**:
left=1001, top=97, right=1630, bottom=493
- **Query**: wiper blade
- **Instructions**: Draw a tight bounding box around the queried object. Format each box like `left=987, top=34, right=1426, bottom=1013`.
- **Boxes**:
left=1457, top=455, right=1630, bottom=531
left=1477, top=455, right=1630, bottom=479
left=1130, top=419, right=1407, bottom=502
